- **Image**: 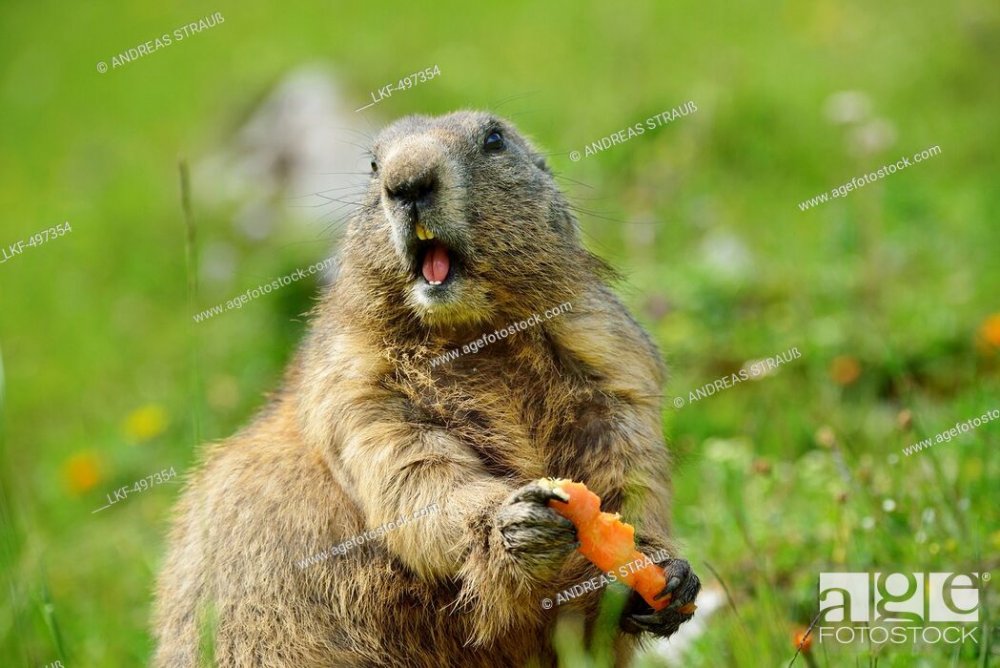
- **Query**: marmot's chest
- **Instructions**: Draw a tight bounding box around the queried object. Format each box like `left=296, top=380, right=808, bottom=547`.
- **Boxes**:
left=424, top=343, right=627, bottom=504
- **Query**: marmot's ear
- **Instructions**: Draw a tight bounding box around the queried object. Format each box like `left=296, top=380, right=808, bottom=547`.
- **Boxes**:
left=534, top=155, right=550, bottom=173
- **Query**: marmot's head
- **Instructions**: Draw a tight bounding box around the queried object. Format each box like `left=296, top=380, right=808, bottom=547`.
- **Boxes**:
left=339, top=111, right=608, bottom=332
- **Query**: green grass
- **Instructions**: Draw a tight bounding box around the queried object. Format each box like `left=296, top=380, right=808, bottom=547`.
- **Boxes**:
left=1, top=0, right=998, bottom=665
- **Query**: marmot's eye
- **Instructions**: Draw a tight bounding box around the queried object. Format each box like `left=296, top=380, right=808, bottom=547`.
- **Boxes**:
left=370, top=160, right=378, bottom=174
left=483, top=130, right=504, bottom=152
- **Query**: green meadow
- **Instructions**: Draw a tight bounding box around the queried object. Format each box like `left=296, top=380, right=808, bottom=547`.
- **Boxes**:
left=1, top=1, right=997, bottom=665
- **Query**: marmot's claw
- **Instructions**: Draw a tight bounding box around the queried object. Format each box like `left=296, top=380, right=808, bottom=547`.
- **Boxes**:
left=535, top=477, right=572, bottom=502
left=656, top=576, right=682, bottom=600
left=621, top=558, right=700, bottom=638
left=512, top=481, right=570, bottom=505
left=654, top=558, right=693, bottom=601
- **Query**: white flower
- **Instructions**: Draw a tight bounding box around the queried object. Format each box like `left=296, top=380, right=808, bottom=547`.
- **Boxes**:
left=199, top=241, right=237, bottom=286
left=848, top=118, right=897, bottom=156
left=824, top=91, right=871, bottom=125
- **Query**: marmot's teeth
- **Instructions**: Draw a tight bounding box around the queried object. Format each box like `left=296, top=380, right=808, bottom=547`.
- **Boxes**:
left=428, top=280, right=442, bottom=286
left=415, top=223, right=434, bottom=240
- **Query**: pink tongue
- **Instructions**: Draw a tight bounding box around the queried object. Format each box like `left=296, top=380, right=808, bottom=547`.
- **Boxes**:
left=422, top=243, right=451, bottom=284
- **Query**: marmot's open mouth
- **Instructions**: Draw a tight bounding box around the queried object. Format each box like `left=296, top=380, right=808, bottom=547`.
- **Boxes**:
left=421, top=242, right=451, bottom=285
left=414, top=223, right=454, bottom=286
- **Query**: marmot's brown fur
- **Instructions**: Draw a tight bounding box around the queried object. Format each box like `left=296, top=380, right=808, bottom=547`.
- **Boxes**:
left=152, top=111, right=699, bottom=667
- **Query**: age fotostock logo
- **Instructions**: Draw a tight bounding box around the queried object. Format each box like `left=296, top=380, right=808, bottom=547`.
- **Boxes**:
left=817, top=572, right=987, bottom=645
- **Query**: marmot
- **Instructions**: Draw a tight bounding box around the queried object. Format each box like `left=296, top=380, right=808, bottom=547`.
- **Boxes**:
left=153, top=111, right=699, bottom=667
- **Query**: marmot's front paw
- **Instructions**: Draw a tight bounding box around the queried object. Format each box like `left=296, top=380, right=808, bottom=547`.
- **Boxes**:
left=496, top=482, right=578, bottom=576
left=621, top=558, right=700, bottom=637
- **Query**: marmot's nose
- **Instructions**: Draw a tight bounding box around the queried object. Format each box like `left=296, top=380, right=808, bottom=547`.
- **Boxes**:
left=385, top=170, right=437, bottom=207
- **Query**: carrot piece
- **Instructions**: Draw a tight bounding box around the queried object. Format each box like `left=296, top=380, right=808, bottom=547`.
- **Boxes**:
left=543, top=478, right=696, bottom=615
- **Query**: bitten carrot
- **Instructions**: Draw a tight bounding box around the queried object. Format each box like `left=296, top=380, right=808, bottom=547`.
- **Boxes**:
left=542, top=478, right=696, bottom=614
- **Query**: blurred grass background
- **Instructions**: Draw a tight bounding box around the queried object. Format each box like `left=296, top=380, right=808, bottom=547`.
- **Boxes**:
left=1, top=0, right=998, bottom=665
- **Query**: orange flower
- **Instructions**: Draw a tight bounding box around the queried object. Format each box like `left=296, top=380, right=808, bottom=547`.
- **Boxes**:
left=793, top=626, right=813, bottom=653
left=814, top=425, right=836, bottom=448
left=829, top=355, right=861, bottom=385
left=978, top=314, right=1000, bottom=349
left=63, top=451, right=102, bottom=494
left=123, top=403, right=168, bottom=443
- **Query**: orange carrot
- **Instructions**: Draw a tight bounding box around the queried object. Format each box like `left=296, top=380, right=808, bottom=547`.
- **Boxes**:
left=543, top=478, right=696, bottom=614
